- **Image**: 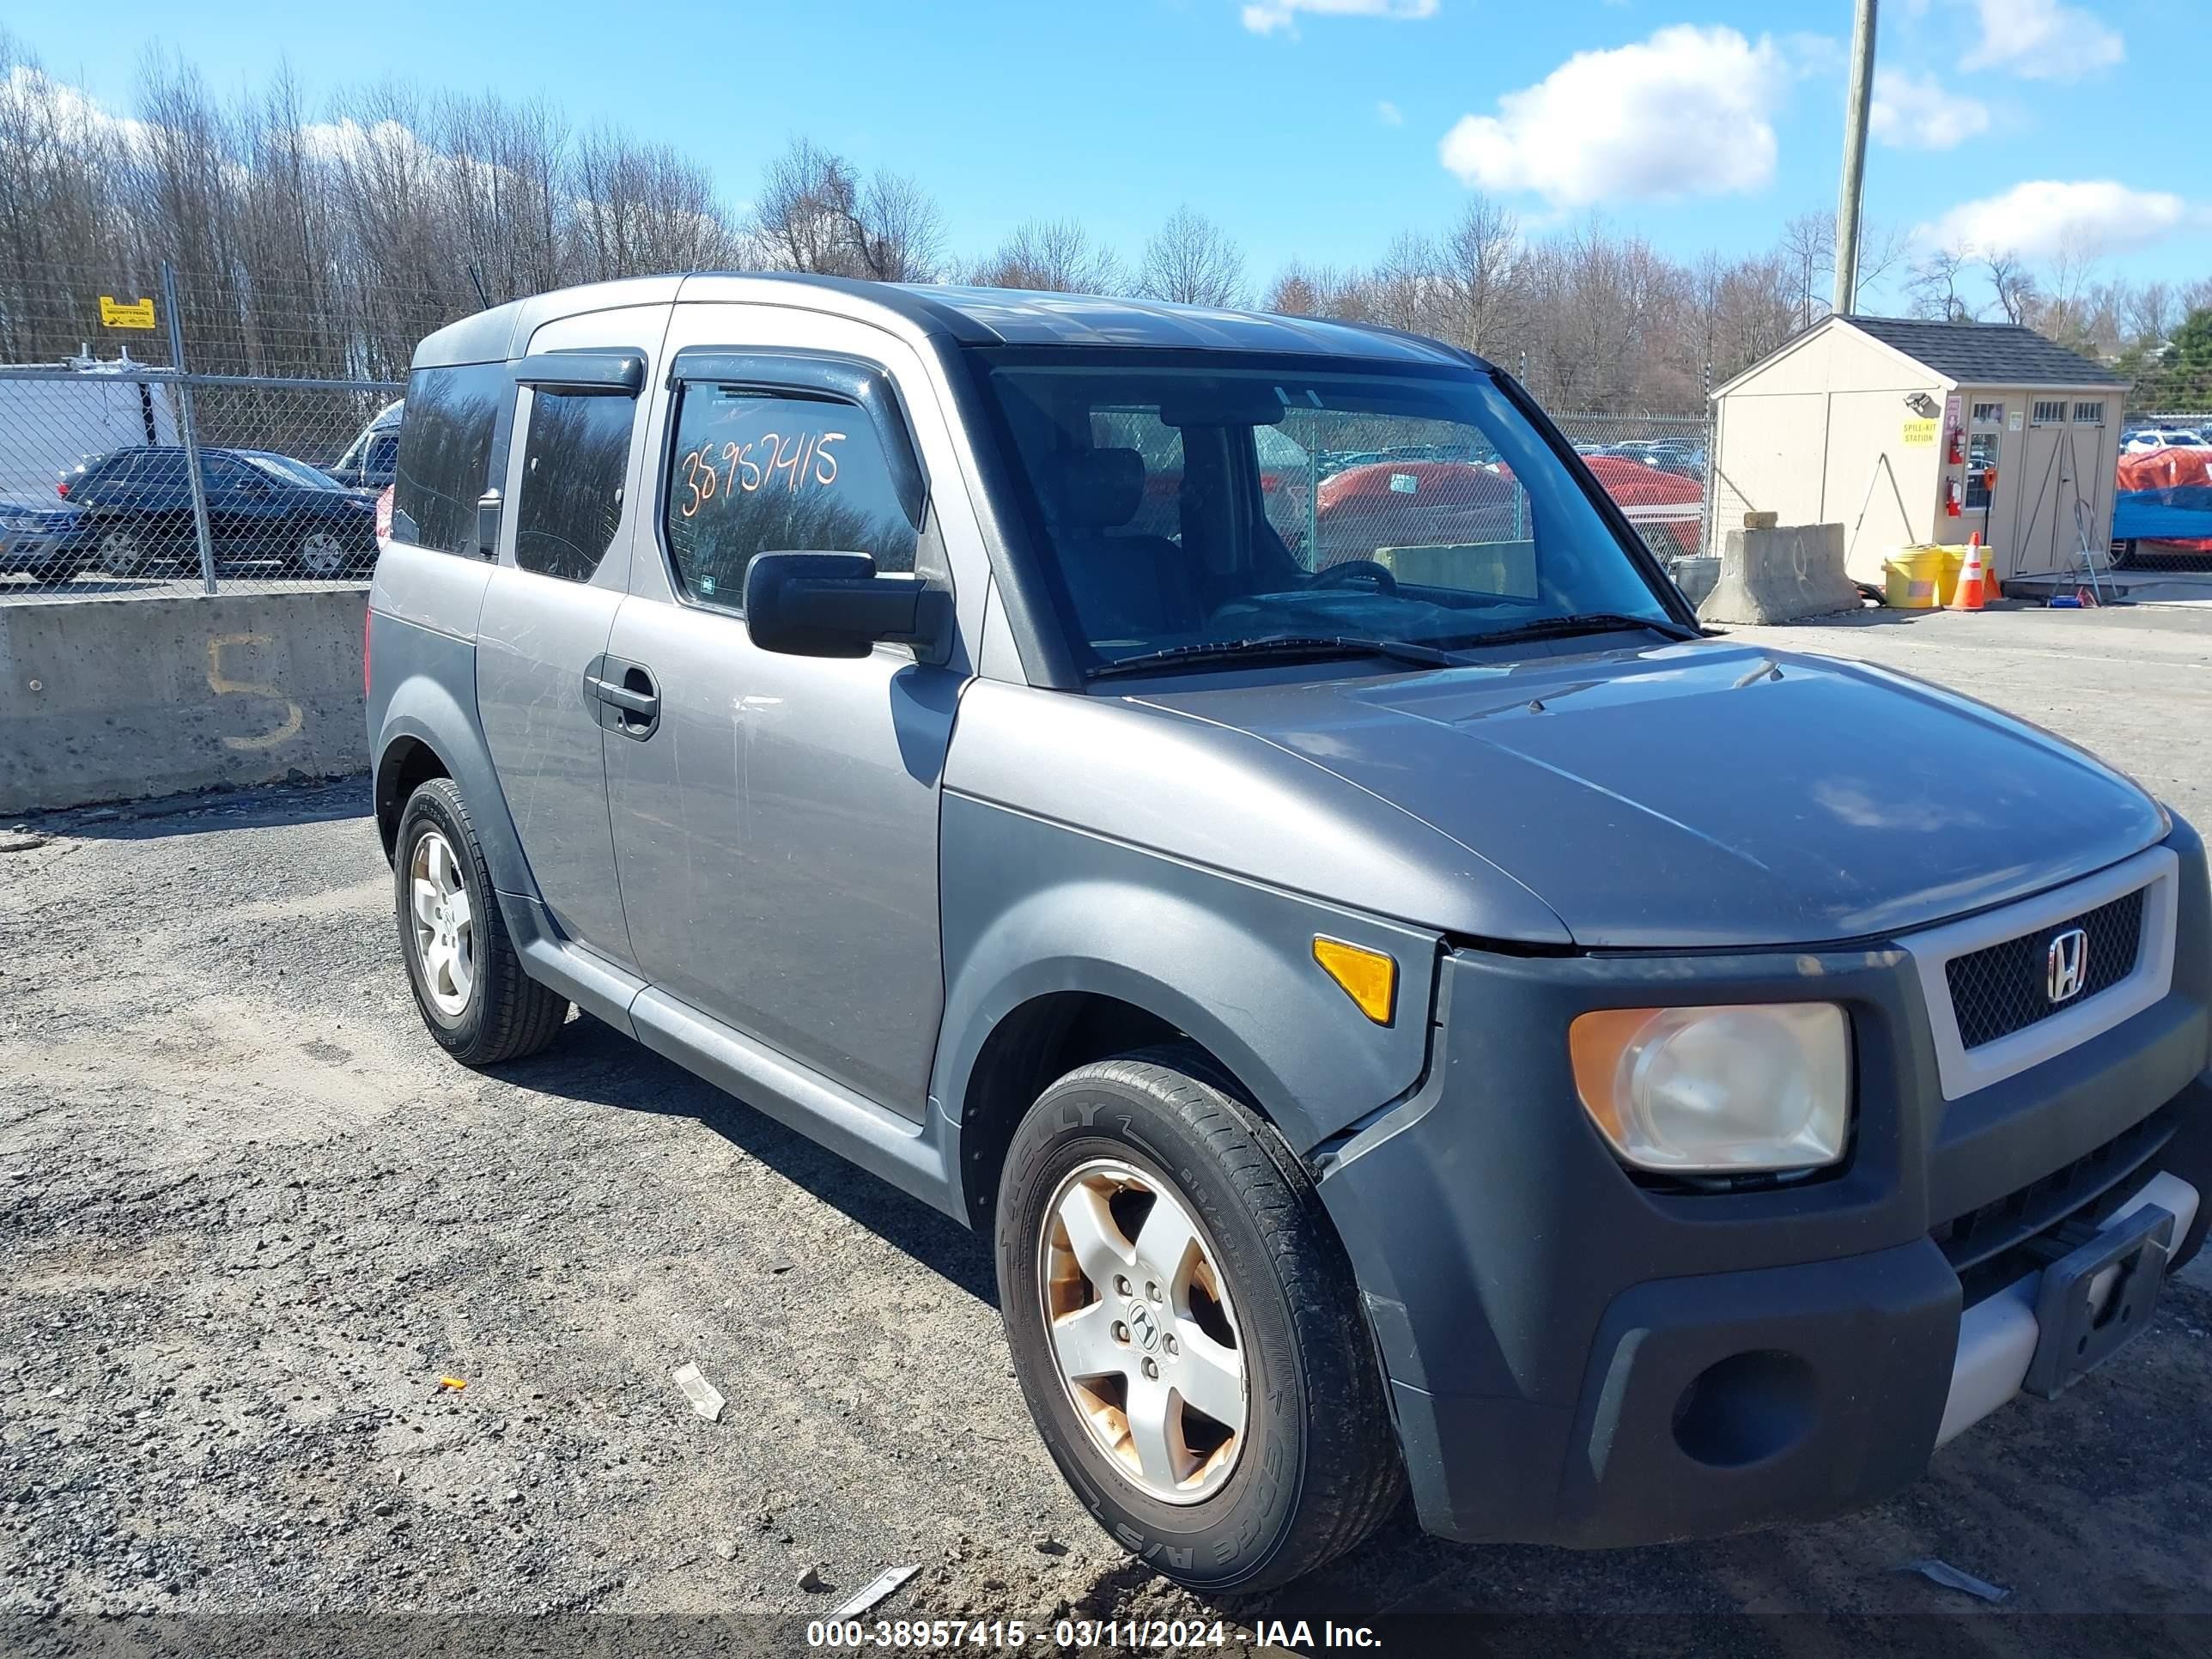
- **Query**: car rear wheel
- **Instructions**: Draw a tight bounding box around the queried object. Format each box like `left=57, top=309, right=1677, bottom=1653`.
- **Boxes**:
left=994, top=1046, right=1405, bottom=1592
left=394, top=777, right=570, bottom=1066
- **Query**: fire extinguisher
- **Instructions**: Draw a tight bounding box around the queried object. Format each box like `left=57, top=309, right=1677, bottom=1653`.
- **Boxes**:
left=1945, top=477, right=1963, bottom=518
left=1947, top=428, right=1964, bottom=465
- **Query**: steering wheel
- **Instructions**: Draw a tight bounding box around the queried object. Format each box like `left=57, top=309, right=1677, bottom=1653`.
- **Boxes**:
left=1310, top=559, right=1398, bottom=594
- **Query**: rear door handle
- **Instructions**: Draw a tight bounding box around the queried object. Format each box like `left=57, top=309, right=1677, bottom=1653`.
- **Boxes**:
left=585, top=659, right=660, bottom=738
left=586, top=675, right=658, bottom=716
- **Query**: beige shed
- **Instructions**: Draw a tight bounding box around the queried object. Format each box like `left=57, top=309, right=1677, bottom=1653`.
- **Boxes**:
left=1708, top=315, right=2127, bottom=589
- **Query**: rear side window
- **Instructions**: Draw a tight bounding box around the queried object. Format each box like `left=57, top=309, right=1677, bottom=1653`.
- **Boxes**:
left=393, top=362, right=509, bottom=554
left=129, top=452, right=187, bottom=486
left=514, top=391, right=637, bottom=583
left=662, top=383, right=918, bottom=609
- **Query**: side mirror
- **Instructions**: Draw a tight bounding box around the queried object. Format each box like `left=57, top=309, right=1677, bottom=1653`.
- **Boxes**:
left=475, top=489, right=501, bottom=561
left=743, top=551, right=933, bottom=659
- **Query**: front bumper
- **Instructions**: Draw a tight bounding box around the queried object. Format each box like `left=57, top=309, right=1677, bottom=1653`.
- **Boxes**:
left=0, top=525, right=86, bottom=574
left=1317, top=823, right=2212, bottom=1549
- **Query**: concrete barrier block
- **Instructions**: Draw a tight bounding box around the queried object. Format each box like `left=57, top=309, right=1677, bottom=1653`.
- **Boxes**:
left=0, top=588, right=368, bottom=816
left=1697, top=523, right=1863, bottom=627
left=1668, top=555, right=1721, bottom=610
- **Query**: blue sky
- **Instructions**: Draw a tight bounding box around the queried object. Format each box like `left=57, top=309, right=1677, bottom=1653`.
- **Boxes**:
left=11, top=0, right=2203, bottom=307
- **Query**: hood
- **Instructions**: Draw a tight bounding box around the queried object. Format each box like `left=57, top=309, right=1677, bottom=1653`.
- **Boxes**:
left=1134, top=641, right=2166, bottom=949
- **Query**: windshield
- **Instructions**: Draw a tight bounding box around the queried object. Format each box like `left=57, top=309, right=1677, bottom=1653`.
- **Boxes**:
left=981, top=356, right=1676, bottom=676
left=242, top=453, right=340, bottom=490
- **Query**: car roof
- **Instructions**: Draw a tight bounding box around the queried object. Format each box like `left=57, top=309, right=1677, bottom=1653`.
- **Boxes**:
left=411, top=272, right=1487, bottom=373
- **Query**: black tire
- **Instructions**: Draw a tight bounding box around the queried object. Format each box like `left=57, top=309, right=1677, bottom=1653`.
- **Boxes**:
left=994, top=1046, right=1405, bottom=1593
left=286, top=518, right=369, bottom=580
left=393, top=776, right=569, bottom=1065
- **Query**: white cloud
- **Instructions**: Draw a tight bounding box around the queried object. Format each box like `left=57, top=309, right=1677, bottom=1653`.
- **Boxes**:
left=1, top=66, right=151, bottom=150
left=1437, top=26, right=1785, bottom=206
left=1869, top=69, right=1990, bottom=149
left=1961, top=0, right=2122, bottom=81
left=1921, top=179, right=2192, bottom=259
left=1376, top=100, right=1403, bottom=126
left=1240, top=0, right=1437, bottom=39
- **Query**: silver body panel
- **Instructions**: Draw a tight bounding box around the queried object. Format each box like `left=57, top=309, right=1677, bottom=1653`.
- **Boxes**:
left=472, top=304, right=669, bottom=958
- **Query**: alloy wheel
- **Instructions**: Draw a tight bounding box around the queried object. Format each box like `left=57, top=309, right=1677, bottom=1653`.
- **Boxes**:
left=1037, top=1158, right=1247, bottom=1504
left=408, top=829, right=476, bottom=1017
left=98, top=527, right=143, bottom=574
left=297, top=527, right=349, bottom=575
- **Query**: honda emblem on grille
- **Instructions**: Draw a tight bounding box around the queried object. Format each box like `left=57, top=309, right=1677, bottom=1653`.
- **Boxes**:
left=2046, top=927, right=2089, bottom=1004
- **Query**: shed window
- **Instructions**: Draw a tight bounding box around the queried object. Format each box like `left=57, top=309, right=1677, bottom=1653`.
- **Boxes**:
left=2073, top=401, right=2105, bottom=425
left=2032, top=399, right=2068, bottom=425
left=1971, top=401, right=2004, bottom=425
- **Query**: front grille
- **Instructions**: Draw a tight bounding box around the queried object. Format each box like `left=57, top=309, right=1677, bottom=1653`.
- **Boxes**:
left=1944, top=886, right=2146, bottom=1050
left=1932, top=1103, right=2177, bottom=1305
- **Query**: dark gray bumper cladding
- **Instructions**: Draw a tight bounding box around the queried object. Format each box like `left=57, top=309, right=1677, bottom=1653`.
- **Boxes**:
left=1319, top=821, right=2212, bottom=1547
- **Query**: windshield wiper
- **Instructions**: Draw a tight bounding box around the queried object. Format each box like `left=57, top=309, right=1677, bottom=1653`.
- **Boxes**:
left=1086, top=635, right=1462, bottom=681
left=1453, top=611, right=1698, bottom=649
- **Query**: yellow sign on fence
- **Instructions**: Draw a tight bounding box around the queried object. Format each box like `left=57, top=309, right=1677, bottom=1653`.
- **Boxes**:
left=99, top=295, right=156, bottom=330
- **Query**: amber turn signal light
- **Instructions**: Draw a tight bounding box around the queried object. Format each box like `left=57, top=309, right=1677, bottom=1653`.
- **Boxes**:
left=1313, top=937, right=1396, bottom=1025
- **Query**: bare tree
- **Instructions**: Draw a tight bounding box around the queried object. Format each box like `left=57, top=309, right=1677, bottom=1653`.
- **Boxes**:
left=1909, top=248, right=1976, bottom=322
left=746, top=137, right=942, bottom=282
left=1983, top=248, right=2036, bottom=325
left=848, top=169, right=944, bottom=283
left=969, top=217, right=1124, bottom=293
left=1777, top=212, right=1832, bottom=330
left=1434, top=194, right=1519, bottom=355
left=1262, top=262, right=1372, bottom=321
left=1137, top=205, right=1244, bottom=307
left=750, top=137, right=861, bottom=275
left=1367, top=229, right=1437, bottom=334
left=1850, top=220, right=1912, bottom=303
left=2124, top=279, right=2175, bottom=348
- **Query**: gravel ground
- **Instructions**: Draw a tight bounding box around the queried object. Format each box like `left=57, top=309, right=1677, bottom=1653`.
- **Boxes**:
left=3, top=601, right=2210, bottom=1652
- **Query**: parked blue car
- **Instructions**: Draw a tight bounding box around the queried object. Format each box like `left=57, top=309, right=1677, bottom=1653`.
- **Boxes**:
left=61, top=446, right=378, bottom=579
left=0, top=498, right=93, bottom=581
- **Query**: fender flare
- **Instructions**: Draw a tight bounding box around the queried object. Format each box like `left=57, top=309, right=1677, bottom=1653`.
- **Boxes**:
left=931, top=855, right=1439, bottom=1159
left=374, top=669, right=540, bottom=906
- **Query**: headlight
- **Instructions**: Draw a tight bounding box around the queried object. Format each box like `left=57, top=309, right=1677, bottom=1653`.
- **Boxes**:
left=1569, top=1003, right=1849, bottom=1174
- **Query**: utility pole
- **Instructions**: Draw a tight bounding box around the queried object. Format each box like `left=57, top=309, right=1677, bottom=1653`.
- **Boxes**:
left=1832, top=0, right=1878, bottom=317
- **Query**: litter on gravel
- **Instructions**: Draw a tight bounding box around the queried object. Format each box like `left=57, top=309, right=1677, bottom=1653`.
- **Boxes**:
left=829, top=1565, right=920, bottom=1619
left=672, top=1361, right=726, bottom=1423
left=1901, top=1559, right=2012, bottom=1604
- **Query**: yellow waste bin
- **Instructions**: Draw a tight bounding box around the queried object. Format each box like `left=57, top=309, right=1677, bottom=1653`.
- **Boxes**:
left=1884, top=545, right=1951, bottom=609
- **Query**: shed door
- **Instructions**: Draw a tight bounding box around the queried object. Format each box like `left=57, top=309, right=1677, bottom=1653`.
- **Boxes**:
left=2008, top=397, right=2075, bottom=578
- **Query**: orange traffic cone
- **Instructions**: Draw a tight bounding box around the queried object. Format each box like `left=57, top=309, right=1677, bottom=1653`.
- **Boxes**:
left=1954, top=533, right=1988, bottom=611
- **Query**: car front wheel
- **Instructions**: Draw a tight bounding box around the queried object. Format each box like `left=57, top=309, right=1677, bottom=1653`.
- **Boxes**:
left=994, top=1047, right=1405, bottom=1592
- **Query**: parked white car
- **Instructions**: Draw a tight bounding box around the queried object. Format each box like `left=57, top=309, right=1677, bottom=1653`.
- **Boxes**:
left=2121, top=428, right=2210, bottom=454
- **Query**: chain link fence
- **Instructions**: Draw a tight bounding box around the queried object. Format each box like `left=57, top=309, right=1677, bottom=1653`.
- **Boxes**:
left=1548, top=412, right=1711, bottom=561
left=2, top=261, right=405, bottom=603
left=3, top=259, right=1716, bottom=605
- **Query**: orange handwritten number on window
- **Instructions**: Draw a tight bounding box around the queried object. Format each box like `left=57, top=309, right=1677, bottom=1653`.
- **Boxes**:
left=684, top=427, right=849, bottom=514
left=678, top=448, right=706, bottom=519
